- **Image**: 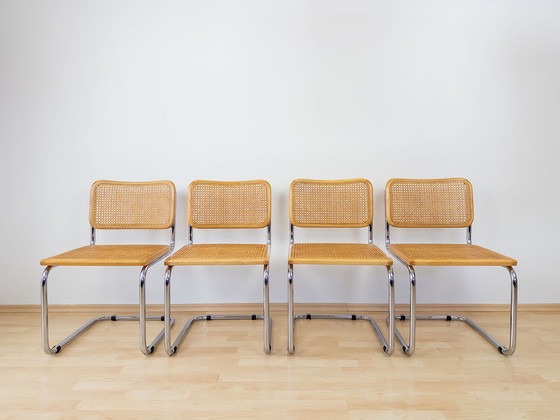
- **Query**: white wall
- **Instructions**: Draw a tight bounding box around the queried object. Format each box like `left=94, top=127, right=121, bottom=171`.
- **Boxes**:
left=1, top=0, right=559, bottom=306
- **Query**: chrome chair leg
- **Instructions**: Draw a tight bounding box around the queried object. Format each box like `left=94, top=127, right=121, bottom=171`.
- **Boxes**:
left=164, top=265, right=271, bottom=356
left=164, top=266, right=175, bottom=355
left=138, top=266, right=173, bottom=354
left=289, top=265, right=395, bottom=355
left=41, top=265, right=172, bottom=355
left=393, top=265, right=417, bottom=356
left=287, top=264, right=295, bottom=354
left=385, top=266, right=395, bottom=355
left=502, top=266, right=518, bottom=355
left=393, top=266, right=518, bottom=356
left=263, top=264, right=271, bottom=354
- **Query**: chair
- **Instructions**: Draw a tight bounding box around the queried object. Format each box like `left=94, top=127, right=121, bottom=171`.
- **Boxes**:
left=163, top=180, right=272, bottom=355
left=287, top=179, right=395, bottom=355
left=385, top=178, right=518, bottom=356
left=40, top=180, right=176, bottom=355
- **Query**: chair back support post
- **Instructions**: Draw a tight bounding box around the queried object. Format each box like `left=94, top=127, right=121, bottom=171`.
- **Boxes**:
left=170, top=224, right=176, bottom=250
left=289, top=223, right=294, bottom=244
left=266, top=223, right=272, bottom=246
left=385, top=221, right=391, bottom=248
left=188, top=224, right=194, bottom=245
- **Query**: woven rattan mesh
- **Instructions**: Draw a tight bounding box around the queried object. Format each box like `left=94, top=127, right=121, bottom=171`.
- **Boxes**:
left=388, top=244, right=517, bottom=266
left=40, top=245, right=171, bottom=266
left=89, top=180, right=175, bottom=229
left=386, top=178, right=474, bottom=228
left=289, top=243, right=392, bottom=265
left=289, top=179, right=373, bottom=227
left=165, top=244, right=269, bottom=266
left=188, top=180, right=271, bottom=229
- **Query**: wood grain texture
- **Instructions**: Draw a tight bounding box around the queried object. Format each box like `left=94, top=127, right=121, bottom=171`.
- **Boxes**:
left=1, top=309, right=559, bottom=418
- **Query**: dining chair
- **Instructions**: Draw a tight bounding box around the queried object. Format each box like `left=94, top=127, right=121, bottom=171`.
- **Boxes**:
left=163, top=180, right=272, bottom=355
left=288, top=178, right=394, bottom=355
left=40, top=180, right=176, bottom=355
left=385, top=177, right=517, bottom=356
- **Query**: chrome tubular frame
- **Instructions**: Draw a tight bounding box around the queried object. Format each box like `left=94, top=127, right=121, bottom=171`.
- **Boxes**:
left=287, top=222, right=395, bottom=355
left=41, top=225, right=176, bottom=355
left=164, top=223, right=272, bottom=356
left=385, top=222, right=518, bottom=356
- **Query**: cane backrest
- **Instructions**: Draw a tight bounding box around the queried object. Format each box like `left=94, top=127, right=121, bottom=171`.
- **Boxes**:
left=289, top=179, right=373, bottom=228
left=385, top=178, right=474, bottom=228
left=89, top=180, right=175, bottom=229
left=188, top=180, right=271, bottom=229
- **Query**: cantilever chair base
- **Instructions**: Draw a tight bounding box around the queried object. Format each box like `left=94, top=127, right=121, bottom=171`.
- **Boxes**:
left=391, top=264, right=518, bottom=357
left=287, top=264, right=395, bottom=356
left=164, top=265, right=272, bottom=356
left=41, top=313, right=173, bottom=355
left=164, top=314, right=272, bottom=356
left=291, top=313, right=393, bottom=354
left=41, top=264, right=174, bottom=355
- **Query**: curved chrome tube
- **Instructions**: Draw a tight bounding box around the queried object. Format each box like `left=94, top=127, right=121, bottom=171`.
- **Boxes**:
left=41, top=266, right=57, bottom=354
left=392, top=265, right=416, bottom=356
left=263, top=264, right=271, bottom=354
left=139, top=265, right=152, bottom=355
left=41, top=224, right=176, bottom=355
left=288, top=263, right=395, bottom=355
left=287, top=264, right=294, bottom=354
left=385, top=266, right=395, bottom=355
left=501, top=266, right=518, bottom=356
left=385, top=198, right=516, bottom=356
left=164, top=262, right=271, bottom=356
left=164, top=266, right=176, bottom=355
left=390, top=262, right=518, bottom=356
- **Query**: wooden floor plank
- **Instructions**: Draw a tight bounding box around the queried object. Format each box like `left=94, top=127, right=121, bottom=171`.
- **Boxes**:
left=1, top=310, right=559, bottom=418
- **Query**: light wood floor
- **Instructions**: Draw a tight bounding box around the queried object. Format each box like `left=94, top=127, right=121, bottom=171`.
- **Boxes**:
left=1, top=309, right=559, bottom=419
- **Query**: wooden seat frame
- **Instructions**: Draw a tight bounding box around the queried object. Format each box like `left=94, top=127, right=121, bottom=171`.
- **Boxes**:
left=287, top=179, right=395, bottom=355
left=385, top=178, right=518, bottom=356
left=163, top=180, right=272, bottom=356
left=40, top=180, right=176, bottom=355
